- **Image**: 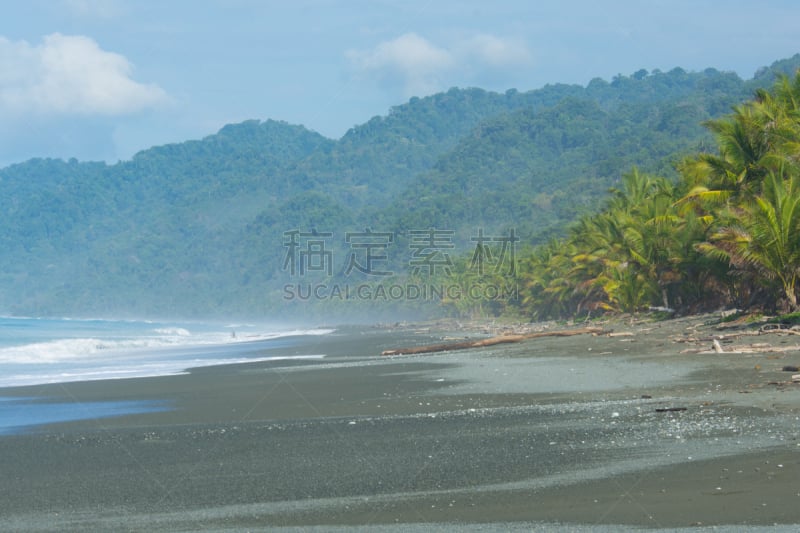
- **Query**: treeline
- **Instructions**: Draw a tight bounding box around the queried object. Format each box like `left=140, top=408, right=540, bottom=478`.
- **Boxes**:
left=512, top=72, right=800, bottom=320
left=1, top=56, right=800, bottom=318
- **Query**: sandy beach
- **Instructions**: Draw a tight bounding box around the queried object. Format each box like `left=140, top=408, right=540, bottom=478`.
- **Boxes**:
left=1, top=315, right=799, bottom=531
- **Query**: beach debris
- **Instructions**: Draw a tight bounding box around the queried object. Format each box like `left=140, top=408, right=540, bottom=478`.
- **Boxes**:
left=782, top=365, right=799, bottom=372
left=767, top=378, right=800, bottom=387
left=380, top=326, right=606, bottom=356
left=649, top=305, right=676, bottom=314
left=655, top=407, right=687, bottom=413
left=677, top=330, right=763, bottom=344
left=720, top=308, right=741, bottom=319
left=712, top=339, right=725, bottom=353
left=758, top=324, right=800, bottom=336
left=760, top=323, right=790, bottom=332
left=689, top=341, right=800, bottom=354
left=606, top=331, right=635, bottom=337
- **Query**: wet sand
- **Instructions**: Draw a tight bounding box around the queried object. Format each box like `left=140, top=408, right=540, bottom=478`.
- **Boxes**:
left=1, top=316, right=800, bottom=531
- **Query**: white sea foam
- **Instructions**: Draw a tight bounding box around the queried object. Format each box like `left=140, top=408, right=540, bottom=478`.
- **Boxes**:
left=0, top=328, right=334, bottom=365
left=153, top=327, right=191, bottom=336
left=0, top=354, right=327, bottom=388
left=0, top=317, right=335, bottom=387
left=0, top=337, right=173, bottom=364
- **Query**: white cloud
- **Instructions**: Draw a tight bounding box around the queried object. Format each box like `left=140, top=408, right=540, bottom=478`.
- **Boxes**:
left=347, top=33, right=455, bottom=96
left=0, top=33, right=167, bottom=116
left=459, top=34, right=533, bottom=69
left=347, top=32, right=533, bottom=97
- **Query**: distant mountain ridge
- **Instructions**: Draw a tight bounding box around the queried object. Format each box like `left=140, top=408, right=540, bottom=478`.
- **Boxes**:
left=1, top=54, right=798, bottom=318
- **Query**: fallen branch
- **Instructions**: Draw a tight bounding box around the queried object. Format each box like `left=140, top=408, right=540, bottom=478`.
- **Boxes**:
left=697, top=343, right=800, bottom=355
left=675, top=328, right=800, bottom=346
left=381, top=326, right=606, bottom=356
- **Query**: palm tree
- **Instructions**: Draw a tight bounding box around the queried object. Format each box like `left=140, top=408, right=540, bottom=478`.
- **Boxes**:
left=673, top=74, right=800, bottom=311
left=681, top=72, right=800, bottom=199
left=520, top=239, right=577, bottom=319
left=698, top=171, right=800, bottom=310
left=520, top=73, right=800, bottom=319
left=601, top=169, right=682, bottom=312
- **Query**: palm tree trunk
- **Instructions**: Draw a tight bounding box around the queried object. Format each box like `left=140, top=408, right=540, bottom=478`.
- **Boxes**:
left=785, top=280, right=798, bottom=311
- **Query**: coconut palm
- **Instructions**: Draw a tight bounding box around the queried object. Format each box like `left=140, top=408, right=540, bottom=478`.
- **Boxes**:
left=698, top=171, right=800, bottom=310
left=681, top=73, right=800, bottom=199
left=519, top=73, right=800, bottom=320
left=519, top=239, right=577, bottom=319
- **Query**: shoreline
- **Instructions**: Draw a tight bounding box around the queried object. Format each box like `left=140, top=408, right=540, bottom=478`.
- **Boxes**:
left=2, top=314, right=800, bottom=530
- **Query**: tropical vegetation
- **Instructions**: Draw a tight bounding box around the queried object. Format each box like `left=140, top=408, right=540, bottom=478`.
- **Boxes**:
left=512, top=71, right=800, bottom=320
left=1, top=55, right=799, bottom=319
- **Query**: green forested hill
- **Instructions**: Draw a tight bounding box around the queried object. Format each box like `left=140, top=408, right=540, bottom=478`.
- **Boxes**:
left=383, top=65, right=773, bottom=242
left=386, top=96, right=714, bottom=240
left=1, top=55, right=798, bottom=318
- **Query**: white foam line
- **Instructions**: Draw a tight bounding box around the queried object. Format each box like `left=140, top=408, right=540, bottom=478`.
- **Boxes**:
left=0, top=354, right=328, bottom=388
left=0, top=328, right=335, bottom=364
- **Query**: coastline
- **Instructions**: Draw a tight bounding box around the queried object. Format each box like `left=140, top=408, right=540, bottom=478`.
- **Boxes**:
left=1, top=314, right=800, bottom=531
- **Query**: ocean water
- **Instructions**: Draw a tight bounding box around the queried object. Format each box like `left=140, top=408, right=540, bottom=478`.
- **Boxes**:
left=0, top=316, right=332, bottom=388
left=0, top=397, right=171, bottom=435
left=0, top=316, right=332, bottom=433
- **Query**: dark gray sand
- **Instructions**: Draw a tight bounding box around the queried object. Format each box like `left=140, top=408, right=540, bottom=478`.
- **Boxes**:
left=1, top=316, right=800, bottom=531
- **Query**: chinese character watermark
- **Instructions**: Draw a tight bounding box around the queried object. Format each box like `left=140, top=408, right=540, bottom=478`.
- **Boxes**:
left=470, top=228, right=519, bottom=276
left=281, top=227, right=519, bottom=303
left=344, top=229, right=394, bottom=277
left=283, top=229, right=333, bottom=276
left=408, top=228, right=455, bottom=276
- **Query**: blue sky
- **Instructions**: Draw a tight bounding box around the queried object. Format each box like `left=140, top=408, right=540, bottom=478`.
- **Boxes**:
left=0, top=0, right=798, bottom=167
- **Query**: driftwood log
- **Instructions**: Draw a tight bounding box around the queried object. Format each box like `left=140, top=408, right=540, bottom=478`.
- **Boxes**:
left=381, top=326, right=606, bottom=356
